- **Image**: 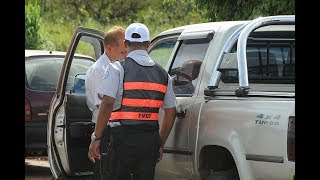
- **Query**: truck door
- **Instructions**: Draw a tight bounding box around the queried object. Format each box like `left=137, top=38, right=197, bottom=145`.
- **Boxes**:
left=48, top=27, right=104, bottom=179
left=149, top=30, right=212, bottom=179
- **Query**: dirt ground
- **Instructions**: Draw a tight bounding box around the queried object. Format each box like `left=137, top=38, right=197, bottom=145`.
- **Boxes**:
left=25, top=156, right=51, bottom=180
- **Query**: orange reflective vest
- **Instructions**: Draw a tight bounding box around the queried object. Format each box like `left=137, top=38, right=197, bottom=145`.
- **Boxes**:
left=110, top=57, right=168, bottom=123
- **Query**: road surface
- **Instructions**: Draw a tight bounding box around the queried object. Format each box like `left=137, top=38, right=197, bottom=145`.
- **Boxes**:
left=25, top=156, right=52, bottom=180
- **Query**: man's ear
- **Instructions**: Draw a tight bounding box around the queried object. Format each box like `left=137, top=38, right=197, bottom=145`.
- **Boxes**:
left=146, top=41, right=151, bottom=48
left=105, top=44, right=112, bottom=51
left=124, top=40, right=128, bottom=48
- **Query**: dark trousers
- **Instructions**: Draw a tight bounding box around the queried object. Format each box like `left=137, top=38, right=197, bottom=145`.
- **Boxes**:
left=108, top=124, right=161, bottom=180
left=93, top=125, right=111, bottom=180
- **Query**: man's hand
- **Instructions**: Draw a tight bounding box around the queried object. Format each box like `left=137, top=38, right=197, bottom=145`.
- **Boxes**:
left=88, top=140, right=101, bottom=163
left=157, top=145, right=164, bottom=163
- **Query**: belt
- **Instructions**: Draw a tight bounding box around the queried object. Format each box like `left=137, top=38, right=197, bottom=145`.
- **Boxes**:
left=108, top=121, right=121, bottom=128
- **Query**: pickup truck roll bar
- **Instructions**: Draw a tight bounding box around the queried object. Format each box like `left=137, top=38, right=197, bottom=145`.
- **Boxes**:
left=207, top=15, right=295, bottom=97
left=236, top=15, right=295, bottom=96
left=208, top=23, right=248, bottom=90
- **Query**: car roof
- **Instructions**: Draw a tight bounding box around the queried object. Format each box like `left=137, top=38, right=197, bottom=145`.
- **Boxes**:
left=25, top=49, right=93, bottom=59
left=154, top=20, right=249, bottom=38
left=153, top=18, right=295, bottom=42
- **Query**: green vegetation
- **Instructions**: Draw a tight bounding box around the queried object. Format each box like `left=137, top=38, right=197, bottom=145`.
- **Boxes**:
left=193, top=0, right=295, bottom=21
left=25, top=2, right=42, bottom=49
left=150, top=47, right=174, bottom=68
left=25, top=0, right=294, bottom=55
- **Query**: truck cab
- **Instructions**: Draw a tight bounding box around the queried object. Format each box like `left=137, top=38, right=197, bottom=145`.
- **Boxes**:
left=48, top=15, right=295, bottom=180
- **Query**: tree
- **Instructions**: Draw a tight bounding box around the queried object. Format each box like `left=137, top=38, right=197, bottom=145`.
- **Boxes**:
left=195, top=0, right=295, bottom=21
left=41, top=0, right=151, bottom=24
left=165, top=0, right=294, bottom=21
left=25, top=2, right=42, bottom=49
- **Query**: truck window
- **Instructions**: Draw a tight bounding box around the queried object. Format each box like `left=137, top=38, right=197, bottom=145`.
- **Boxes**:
left=222, top=41, right=295, bottom=84
left=169, top=40, right=209, bottom=96
left=149, top=38, right=177, bottom=69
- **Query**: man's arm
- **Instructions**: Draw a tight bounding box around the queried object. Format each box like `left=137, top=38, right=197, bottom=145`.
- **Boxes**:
left=160, top=75, right=177, bottom=144
left=159, top=107, right=176, bottom=147
left=157, top=107, right=176, bottom=163
left=94, top=95, right=115, bottom=138
left=88, top=95, right=115, bottom=162
left=88, top=62, right=121, bottom=163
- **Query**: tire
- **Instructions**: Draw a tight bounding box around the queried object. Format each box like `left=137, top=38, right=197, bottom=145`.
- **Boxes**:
left=205, top=168, right=239, bottom=180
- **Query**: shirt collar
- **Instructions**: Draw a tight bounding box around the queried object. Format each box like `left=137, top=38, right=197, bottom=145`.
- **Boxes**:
left=101, top=53, right=111, bottom=65
left=127, top=50, right=155, bottom=66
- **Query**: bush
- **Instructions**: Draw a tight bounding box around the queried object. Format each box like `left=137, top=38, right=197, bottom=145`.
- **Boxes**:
left=25, top=2, right=42, bottom=49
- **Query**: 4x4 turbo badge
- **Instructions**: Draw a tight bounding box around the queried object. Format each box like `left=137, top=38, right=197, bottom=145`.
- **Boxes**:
left=255, top=114, right=280, bottom=126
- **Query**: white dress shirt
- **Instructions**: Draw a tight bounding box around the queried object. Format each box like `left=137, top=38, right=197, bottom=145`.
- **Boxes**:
left=85, top=53, right=111, bottom=123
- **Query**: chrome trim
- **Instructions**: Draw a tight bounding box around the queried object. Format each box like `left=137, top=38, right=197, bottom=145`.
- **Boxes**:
left=246, top=154, right=284, bottom=163
left=163, top=148, right=193, bottom=155
left=208, top=23, right=248, bottom=88
left=213, top=91, right=295, bottom=97
left=237, top=15, right=295, bottom=88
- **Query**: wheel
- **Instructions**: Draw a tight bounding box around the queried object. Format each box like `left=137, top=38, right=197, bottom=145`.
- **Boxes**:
left=205, top=168, right=239, bottom=180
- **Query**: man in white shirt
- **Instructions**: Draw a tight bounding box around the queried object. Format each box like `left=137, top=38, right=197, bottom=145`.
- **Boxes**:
left=85, top=25, right=127, bottom=180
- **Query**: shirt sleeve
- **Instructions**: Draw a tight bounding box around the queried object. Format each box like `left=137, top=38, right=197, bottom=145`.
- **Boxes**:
left=85, top=69, right=96, bottom=110
left=162, top=75, right=177, bottom=109
left=92, top=69, right=104, bottom=106
left=85, top=67, right=103, bottom=107
left=98, top=63, right=120, bottom=99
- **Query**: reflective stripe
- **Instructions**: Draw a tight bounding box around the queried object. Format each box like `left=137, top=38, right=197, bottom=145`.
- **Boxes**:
left=124, top=82, right=167, bottom=93
left=110, top=112, right=159, bottom=121
left=122, top=98, right=163, bottom=108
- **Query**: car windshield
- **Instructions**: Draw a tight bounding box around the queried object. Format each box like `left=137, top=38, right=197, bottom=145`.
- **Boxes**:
left=25, top=56, right=94, bottom=91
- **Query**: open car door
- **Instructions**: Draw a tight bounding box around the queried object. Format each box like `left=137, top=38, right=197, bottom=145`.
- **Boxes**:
left=48, top=27, right=104, bottom=179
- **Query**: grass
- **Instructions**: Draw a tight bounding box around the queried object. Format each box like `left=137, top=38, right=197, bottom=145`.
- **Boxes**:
left=40, top=16, right=193, bottom=56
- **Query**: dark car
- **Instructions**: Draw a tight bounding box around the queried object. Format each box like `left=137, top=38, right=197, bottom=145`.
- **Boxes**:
left=25, top=50, right=95, bottom=156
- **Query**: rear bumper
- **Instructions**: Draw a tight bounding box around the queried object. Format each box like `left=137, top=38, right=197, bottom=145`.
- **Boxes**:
left=25, top=121, right=47, bottom=155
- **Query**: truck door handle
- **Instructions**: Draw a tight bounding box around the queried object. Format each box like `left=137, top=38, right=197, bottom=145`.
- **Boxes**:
left=176, top=109, right=186, bottom=118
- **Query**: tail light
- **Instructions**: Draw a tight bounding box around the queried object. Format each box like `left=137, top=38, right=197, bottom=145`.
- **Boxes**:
left=25, top=98, right=31, bottom=121
left=287, top=116, right=295, bottom=161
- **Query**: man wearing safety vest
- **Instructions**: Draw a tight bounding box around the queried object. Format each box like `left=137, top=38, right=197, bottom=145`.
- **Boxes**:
left=88, top=22, right=177, bottom=180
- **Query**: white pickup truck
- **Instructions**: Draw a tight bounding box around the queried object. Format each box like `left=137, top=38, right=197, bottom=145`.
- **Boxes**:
left=48, top=15, right=295, bottom=180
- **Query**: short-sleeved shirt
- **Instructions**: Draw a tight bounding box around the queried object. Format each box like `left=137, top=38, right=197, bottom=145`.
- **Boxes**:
left=85, top=53, right=111, bottom=123
left=98, top=50, right=176, bottom=112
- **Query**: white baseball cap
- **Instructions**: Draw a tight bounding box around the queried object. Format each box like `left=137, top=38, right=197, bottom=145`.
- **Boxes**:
left=125, top=23, right=150, bottom=42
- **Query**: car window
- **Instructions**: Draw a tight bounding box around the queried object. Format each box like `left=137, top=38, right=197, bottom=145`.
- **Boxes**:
left=26, top=56, right=94, bottom=91
left=149, top=38, right=177, bottom=70
left=220, top=24, right=295, bottom=84
left=169, top=40, right=209, bottom=96
left=26, top=57, right=64, bottom=91
left=221, top=42, right=295, bottom=84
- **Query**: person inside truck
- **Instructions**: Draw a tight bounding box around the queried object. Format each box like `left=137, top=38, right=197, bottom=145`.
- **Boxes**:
left=172, top=59, right=202, bottom=95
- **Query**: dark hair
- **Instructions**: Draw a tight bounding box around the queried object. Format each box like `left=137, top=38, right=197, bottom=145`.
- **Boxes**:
left=124, top=40, right=149, bottom=47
